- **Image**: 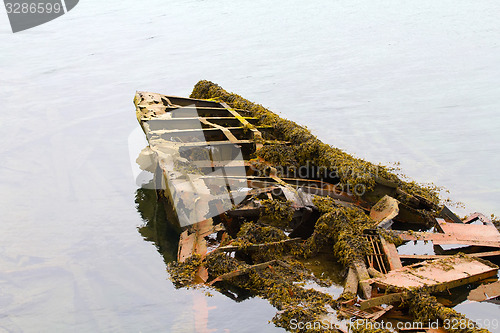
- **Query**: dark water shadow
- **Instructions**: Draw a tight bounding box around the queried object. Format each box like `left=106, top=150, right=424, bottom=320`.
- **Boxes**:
left=135, top=184, right=181, bottom=264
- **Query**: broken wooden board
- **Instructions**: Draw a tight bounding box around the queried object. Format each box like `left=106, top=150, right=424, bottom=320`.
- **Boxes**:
left=399, top=250, right=500, bottom=260
left=463, top=212, right=493, bottom=225
left=353, top=259, right=372, bottom=299
left=438, top=205, right=463, bottom=224
left=435, top=218, right=500, bottom=246
left=468, top=280, right=500, bottom=302
left=379, top=236, right=403, bottom=270
left=370, top=255, right=498, bottom=292
left=341, top=267, right=358, bottom=298
left=177, top=219, right=224, bottom=262
left=370, top=195, right=399, bottom=229
left=359, top=292, right=406, bottom=310
left=397, top=218, right=500, bottom=248
left=339, top=303, right=393, bottom=321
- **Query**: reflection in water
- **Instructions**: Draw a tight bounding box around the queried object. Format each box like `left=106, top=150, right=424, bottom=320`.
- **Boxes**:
left=135, top=181, right=257, bottom=302
left=135, top=182, right=181, bottom=264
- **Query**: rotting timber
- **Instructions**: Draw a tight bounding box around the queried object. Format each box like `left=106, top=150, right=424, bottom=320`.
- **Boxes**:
left=134, top=81, right=500, bottom=333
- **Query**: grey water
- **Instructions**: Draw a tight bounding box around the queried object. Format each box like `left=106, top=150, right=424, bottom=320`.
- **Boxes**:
left=1, top=0, right=499, bottom=332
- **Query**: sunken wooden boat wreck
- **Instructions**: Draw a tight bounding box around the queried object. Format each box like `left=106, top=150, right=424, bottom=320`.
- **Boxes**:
left=134, top=81, right=500, bottom=333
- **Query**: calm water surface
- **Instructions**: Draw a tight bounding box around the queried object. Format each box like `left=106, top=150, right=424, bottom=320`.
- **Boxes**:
left=1, top=0, right=499, bottom=332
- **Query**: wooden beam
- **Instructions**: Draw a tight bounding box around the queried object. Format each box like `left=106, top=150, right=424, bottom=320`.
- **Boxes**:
left=399, top=250, right=500, bottom=260
left=353, top=259, right=372, bottom=299
left=207, top=260, right=276, bottom=285
left=379, top=236, right=403, bottom=270
left=359, top=292, right=406, bottom=310
left=213, top=238, right=302, bottom=253
left=341, top=267, right=359, bottom=298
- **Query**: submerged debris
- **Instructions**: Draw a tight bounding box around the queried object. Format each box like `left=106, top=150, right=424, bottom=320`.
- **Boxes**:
left=405, top=289, right=490, bottom=333
left=301, top=198, right=375, bottom=265
left=135, top=82, right=500, bottom=332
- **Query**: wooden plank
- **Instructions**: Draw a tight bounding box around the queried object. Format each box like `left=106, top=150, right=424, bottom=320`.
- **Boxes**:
left=353, top=259, right=372, bottom=299
left=342, top=267, right=359, bottom=297
left=463, top=212, right=493, bottom=225
left=359, top=292, right=406, bottom=310
left=214, top=238, right=302, bottom=253
left=436, top=219, right=500, bottom=244
left=397, top=230, right=500, bottom=248
left=148, top=126, right=271, bottom=136
left=379, top=236, right=403, bottom=270
left=199, top=117, right=239, bottom=143
left=145, top=116, right=259, bottom=121
left=468, top=280, right=500, bottom=302
left=438, top=206, right=463, bottom=224
left=370, top=256, right=498, bottom=292
left=368, top=267, right=384, bottom=278
left=221, top=102, right=265, bottom=150
left=177, top=219, right=224, bottom=262
left=370, top=305, right=394, bottom=320
left=370, top=195, right=399, bottom=229
left=399, top=250, right=500, bottom=260
left=207, top=260, right=276, bottom=285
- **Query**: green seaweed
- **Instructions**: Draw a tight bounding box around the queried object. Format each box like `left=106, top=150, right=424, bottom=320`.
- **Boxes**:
left=167, top=254, right=203, bottom=288
left=190, top=80, right=441, bottom=205
left=404, top=289, right=489, bottom=333
left=259, top=199, right=294, bottom=229
left=299, top=197, right=375, bottom=266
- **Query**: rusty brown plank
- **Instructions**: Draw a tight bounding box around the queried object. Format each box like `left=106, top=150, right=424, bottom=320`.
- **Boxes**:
left=463, top=212, right=493, bottom=225
left=370, top=195, right=399, bottom=229
left=397, top=230, right=500, bottom=248
left=379, top=236, right=403, bottom=270
left=177, top=219, right=224, bottom=262
left=399, top=250, right=500, bottom=260
left=468, top=280, right=500, bottom=302
left=370, top=255, right=498, bottom=292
